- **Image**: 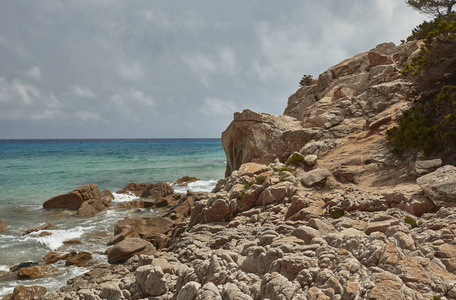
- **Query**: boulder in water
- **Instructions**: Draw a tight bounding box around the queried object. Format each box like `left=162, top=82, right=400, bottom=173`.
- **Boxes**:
left=43, top=184, right=101, bottom=210
left=0, top=219, right=8, bottom=233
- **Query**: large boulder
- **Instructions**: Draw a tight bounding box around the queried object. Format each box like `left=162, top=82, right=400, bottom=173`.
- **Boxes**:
left=4, top=285, right=47, bottom=300
left=108, top=238, right=156, bottom=264
left=222, top=109, right=307, bottom=176
left=417, top=165, right=456, bottom=207
left=43, top=184, right=101, bottom=210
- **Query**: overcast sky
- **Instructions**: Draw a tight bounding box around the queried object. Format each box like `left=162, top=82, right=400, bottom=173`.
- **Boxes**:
left=0, top=1, right=427, bottom=139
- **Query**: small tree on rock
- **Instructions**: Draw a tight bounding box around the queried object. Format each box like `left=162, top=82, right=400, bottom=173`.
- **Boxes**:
left=406, top=0, right=456, bottom=18
left=299, top=75, right=313, bottom=87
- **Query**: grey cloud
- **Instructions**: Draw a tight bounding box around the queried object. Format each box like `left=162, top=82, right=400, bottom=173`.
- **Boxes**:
left=0, top=0, right=427, bottom=138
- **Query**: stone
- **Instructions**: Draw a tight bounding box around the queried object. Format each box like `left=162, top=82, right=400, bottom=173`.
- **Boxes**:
left=78, top=198, right=110, bottom=216
left=135, top=265, right=168, bottom=297
left=117, top=182, right=174, bottom=198
left=300, top=168, right=331, bottom=187
left=176, top=176, right=199, bottom=185
left=415, top=159, right=442, bottom=175
left=417, top=165, right=456, bottom=207
left=65, top=251, right=92, bottom=266
left=99, top=282, right=122, bottom=300
left=0, top=220, right=8, bottom=233
left=365, top=219, right=399, bottom=235
left=204, top=198, right=231, bottom=223
left=222, top=109, right=304, bottom=176
left=17, top=265, right=50, bottom=279
left=196, top=282, right=222, bottom=300
left=10, top=285, right=47, bottom=300
left=100, top=189, right=114, bottom=202
left=20, top=222, right=54, bottom=236
left=291, top=225, right=321, bottom=244
left=177, top=281, right=201, bottom=300
left=304, top=155, right=318, bottom=166
left=112, top=216, right=174, bottom=243
left=107, top=238, right=155, bottom=264
left=43, top=184, right=101, bottom=210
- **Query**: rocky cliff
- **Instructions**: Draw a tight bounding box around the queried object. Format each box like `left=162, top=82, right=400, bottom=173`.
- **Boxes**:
left=39, top=41, right=456, bottom=300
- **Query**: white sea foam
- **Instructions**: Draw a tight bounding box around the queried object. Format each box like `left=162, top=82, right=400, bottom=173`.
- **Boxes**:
left=0, top=265, right=9, bottom=273
left=172, top=179, right=218, bottom=194
left=35, top=226, right=85, bottom=250
left=112, top=191, right=139, bottom=202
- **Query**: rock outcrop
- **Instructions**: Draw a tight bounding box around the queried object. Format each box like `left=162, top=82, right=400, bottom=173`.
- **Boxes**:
left=43, top=184, right=110, bottom=216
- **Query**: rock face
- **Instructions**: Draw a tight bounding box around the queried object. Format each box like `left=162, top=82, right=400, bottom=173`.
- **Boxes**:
left=3, top=285, right=47, bottom=300
left=221, top=109, right=308, bottom=176
left=417, top=165, right=456, bottom=207
left=42, top=184, right=106, bottom=214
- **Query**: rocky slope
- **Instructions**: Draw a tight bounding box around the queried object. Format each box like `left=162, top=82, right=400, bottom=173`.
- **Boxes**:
left=12, top=40, right=456, bottom=299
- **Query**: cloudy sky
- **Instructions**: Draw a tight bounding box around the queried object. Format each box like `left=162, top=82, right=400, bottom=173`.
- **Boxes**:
left=0, top=1, right=427, bottom=139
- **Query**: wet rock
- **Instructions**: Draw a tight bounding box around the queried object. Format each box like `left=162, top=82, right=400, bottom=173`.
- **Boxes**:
left=65, top=251, right=92, bottom=266
left=117, top=182, right=174, bottom=199
left=43, top=184, right=101, bottom=210
left=20, top=222, right=54, bottom=236
left=17, top=265, right=50, bottom=279
left=0, top=220, right=8, bottom=233
left=5, top=285, right=47, bottom=300
left=100, top=189, right=115, bottom=202
left=78, top=198, right=110, bottom=216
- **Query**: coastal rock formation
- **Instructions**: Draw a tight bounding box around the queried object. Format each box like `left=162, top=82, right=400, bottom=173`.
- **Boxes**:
left=41, top=40, right=456, bottom=300
left=2, top=285, right=47, bottom=300
left=0, top=220, right=8, bottom=233
left=42, top=184, right=109, bottom=216
left=117, top=182, right=174, bottom=199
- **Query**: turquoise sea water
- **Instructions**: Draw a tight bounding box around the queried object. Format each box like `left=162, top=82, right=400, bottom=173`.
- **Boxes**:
left=0, top=139, right=226, bottom=296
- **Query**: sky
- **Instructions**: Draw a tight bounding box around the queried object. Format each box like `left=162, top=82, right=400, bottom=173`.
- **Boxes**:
left=0, top=1, right=427, bottom=139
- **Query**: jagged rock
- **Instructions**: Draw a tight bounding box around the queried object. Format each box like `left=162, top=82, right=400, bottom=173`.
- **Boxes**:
left=177, top=281, right=201, bottom=300
left=415, top=159, right=442, bottom=175
left=20, top=222, right=54, bottom=236
left=304, top=154, right=318, bottom=166
left=117, top=182, right=174, bottom=198
left=78, top=198, right=110, bottom=216
left=291, top=225, right=321, bottom=244
left=99, top=282, right=122, bottom=300
left=110, top=216, right=175, bottom=245
left=107, top=238, right=155, bottom=264
left=65, top=251, right=92, bottom=266
left=196, top=282, right=222, bottom=300
left=4, top=285, right=47, bottom=300
left=43, top=184, right=101, bottom=210
left=0, top=220, right=8, bottom=233
left=417, top=165, right=456, bottom=207
left=300, top=168, right=331, bottom=187
left=101, top=189, right=114, bottom=202
left=221, top=109, right=305, bottom=176
left=17, top=265, right=50, bottom=279
left=135, top=265, right=168, bottom=297
left=176, top=176, right=200, bottom=185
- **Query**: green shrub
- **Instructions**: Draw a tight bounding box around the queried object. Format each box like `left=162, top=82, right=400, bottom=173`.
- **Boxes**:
left=433, top=296, right=441, bottom=300
left=255, top=175, right=267, bottom=184
left=332, top=211, right=345, bottom=219
left=388, top=18, right=456, bottom=158
left=299, top=74, right=313, bottom=87
left=405, top=216, right=418, bottom=228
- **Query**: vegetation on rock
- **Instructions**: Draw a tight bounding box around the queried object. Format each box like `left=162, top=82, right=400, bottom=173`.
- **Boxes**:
left=299, top=74, right=313, bottom=87
left=387, top=15, right=456, bottom=159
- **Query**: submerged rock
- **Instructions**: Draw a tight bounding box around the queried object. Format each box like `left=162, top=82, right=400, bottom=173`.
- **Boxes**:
left=0, top=220, right=8, bottom=233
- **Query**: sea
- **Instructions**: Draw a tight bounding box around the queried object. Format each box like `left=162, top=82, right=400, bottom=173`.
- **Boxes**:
left=0, top=139, right=226, bottom=296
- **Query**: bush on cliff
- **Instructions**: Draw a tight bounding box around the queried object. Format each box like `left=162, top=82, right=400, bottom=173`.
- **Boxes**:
left=387, top=17, right=456, bottom=159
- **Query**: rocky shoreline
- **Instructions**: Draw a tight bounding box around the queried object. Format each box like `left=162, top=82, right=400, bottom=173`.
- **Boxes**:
left=3, top=40, right=456, bottom=299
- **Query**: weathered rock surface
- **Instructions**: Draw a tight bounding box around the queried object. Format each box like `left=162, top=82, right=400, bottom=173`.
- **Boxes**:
left=117, top=182, right=174, bottom=198
left=417, top=165, right=456, bottom=207
left=107, top=238, right=155, bottom=264
left=42, top=184, right=104, bottom=213
left=2, top=285, right=47, bottom=300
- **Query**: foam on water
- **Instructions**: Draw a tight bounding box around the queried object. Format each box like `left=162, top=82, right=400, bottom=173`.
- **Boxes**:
left=112, top=191, right=139, bottom=202
left=34, top=226, right=86, bottom=250
left=172, top=179, right=218, bottom=194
